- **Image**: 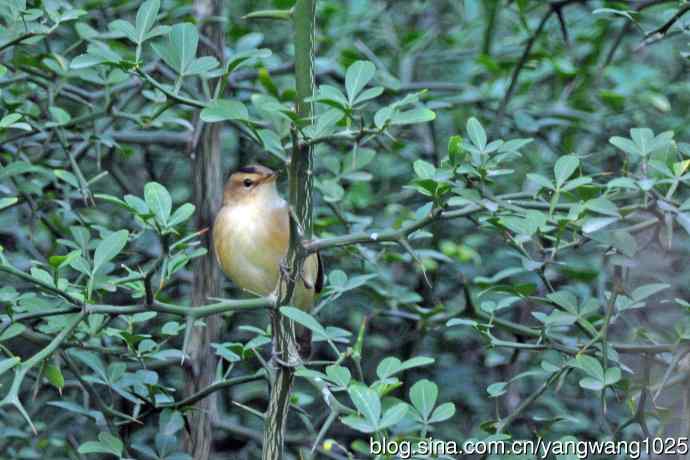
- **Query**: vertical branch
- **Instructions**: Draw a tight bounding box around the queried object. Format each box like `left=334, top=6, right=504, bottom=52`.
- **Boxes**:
left=183, top=1, right=224, bottom=458
left=482, top=0, right=499, bottom=56
left=290, top=0, right=316, bottom=237
left=262, top=1, right=316, bottom=459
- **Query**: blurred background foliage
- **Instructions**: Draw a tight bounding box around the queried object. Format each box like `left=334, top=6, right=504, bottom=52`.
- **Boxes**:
left=2, top=0, right=690, bottom=459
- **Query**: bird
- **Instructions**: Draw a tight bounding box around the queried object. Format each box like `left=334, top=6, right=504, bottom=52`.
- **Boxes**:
left=212, top=164, right=322, bottom=352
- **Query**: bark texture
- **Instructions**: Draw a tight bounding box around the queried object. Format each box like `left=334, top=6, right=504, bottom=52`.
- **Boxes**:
left=261, top=1, right=317, bottom=459
left=183, top=0, right=224, bottom=458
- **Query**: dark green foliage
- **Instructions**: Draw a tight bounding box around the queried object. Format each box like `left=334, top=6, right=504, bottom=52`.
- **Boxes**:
left=2, top=0, right=690, bottom=459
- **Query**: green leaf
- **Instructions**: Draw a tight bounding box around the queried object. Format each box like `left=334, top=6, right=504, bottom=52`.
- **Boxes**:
left=144, top=182, right=172, bottom=227
left=353, top=86, right=383, bottom=105
left=376, top=357, right=402, bottom=380
left=572, top=355, right=604, bottom=381
left=45, top=364, right=65, bottom=393
left=77, top=441, right=111, bottom=456
left=631, top=283, right=669, bottom=302
left=200, top=99, right=249, bottom=123
left=561, top=176, right=592, bottom=192
left=487, top=381, right=507, bottom=397
left=446, top=318, right=478, bottom=328
left=499, top=138, right=533, bottom=153
left=124, top=194, right=150, bottom=215
left=135, top=0, right=159, bottom=44
left=54, top=169, right=79, bottom=188
left=630, top=128, right=654, bottom=156
left=307, top=109, right=344, bottom=139
left=0, top=113, right=21, bottom=128
left=186, top=56, right=219, bottom=76
left=582, top=217, right=618, bottom=234
left=374, top=105, right=394, bottom=129
left=554, top=155, right=579, bottom=188
left=226, top=48, right=272, bottom=74
left=49, top=107, right=71, bottom=125
left=168, top=203, right=195, bottom=227
left=325, top=365, right=351, bottom=387
left=279, top=307, right=327, bottom=335
left=527, top=173, right=555, bottom=191
left=161, top=321, right=183, bottom=336
left=410, top=379, right=438, bottom=420
left=160, top=409, right=185, bottom=436
left=466, top=117, right=486, bottom=150
left=71, top=53, right=104, bottom=69
left=348, top=384, right=381, bottom=427
left=48, top=401, right=104, bottom=425
left=144, top=24, right=170, bottom=42
left=211, top=343, right=240, bottom=363
left=413, top=159, right=436, bottom=179
left=391, top=107, right=435, bottom=125
left=87, top=42, right=122, bottom=64
left=0, top=197, right=18, bottom=211
left=604, top=367, right=621, bottom=386
left=343, top=148, right=375, bottom=172
left=579, top=377, right=604, bottom=391
left=585, top=197, right=620, bottom=217
left=399, top=356, right=435, bottom=372
left=607, top=177, right=637, bottom=190
left=379, top=403, right=408, bottom=429
left=109, top=19, right=136, bottom=42
left=154, top=23, right=198, bottom=75
left=317, top=179, right=344, bottom=203
left=610, top=136, right=639, bottom=157
left=78, top=432, right=123, bottom=457
left=345, top=60, right=376, bottom=105
left=93, top=230, right=129, bottom=273
left=593, top=7, right=635, bottom=21
left=340, top=414, right=376, bottom=433
left=312, top=85, right=349, bottom=110
left=172, top=22, right=198, bottom=74
left=429, top=402, right=455, bottom=423
left=243, top=8, right=292, bottom=20
left=0, top=323, right=26, bottom=341
left=100, top=432, right=123, bottom=457
left=448, top=135, right=464, bottom=164
left=547, top=290, right=578, bottom=312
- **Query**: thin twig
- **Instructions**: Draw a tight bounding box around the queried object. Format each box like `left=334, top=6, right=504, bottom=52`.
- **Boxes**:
left=494, top=7, right=554, bottom=133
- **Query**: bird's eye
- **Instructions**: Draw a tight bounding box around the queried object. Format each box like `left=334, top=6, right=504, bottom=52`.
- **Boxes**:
left=243, top=178, right=253, bottom=188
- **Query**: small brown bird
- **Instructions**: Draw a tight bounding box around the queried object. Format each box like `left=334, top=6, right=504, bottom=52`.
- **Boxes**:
left=213, top=165, right=322, bottom=344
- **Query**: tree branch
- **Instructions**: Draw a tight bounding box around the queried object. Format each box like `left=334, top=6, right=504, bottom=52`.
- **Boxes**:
left=304, top=204, right=480, bottom=252
left=263, top=1, right=317, bottom=459
left=643, top=2, right=690, bottom=38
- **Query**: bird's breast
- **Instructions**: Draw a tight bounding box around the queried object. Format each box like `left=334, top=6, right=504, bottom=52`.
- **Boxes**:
left=213, top=202, right=288, bottom=295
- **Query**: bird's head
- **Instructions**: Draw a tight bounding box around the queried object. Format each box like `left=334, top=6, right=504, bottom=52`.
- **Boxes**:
left=223, top=164, right=279, bottom=206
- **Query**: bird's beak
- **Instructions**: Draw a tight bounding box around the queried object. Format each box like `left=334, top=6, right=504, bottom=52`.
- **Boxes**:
left=263, top=172, right=278, bottom=183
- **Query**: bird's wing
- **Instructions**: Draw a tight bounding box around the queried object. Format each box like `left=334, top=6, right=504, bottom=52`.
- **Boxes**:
left=270, top=202, right=322, bottom=294
left=268, top=202, right=290, bottom=256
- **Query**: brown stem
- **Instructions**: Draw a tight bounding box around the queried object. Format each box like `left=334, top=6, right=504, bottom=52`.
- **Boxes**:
left=182, top=1, right=225, bottom=458
left=262, top=1, right=316, bottom=459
